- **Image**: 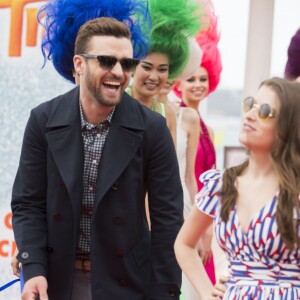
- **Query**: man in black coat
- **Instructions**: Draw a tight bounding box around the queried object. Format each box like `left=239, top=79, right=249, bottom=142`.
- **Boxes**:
left=11, top=17, right=183, bottom=300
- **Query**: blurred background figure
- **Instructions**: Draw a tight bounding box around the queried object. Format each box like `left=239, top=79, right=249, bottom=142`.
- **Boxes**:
left=132, top=53, right=177, bottom=144
left=173, top=5, right=222, bottom=293
left=131, top=2, right=206, bottom=298
left=156, top=80, right=178, bottom=109
left=157, top=80, right=201, bottom=223
left=131, top=0, right=204, bottom=146
left=284, top=27, right=300, bottom=82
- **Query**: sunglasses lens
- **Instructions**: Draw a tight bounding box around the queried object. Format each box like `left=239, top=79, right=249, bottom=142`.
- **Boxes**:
left=259, top=104, right=272, bottom=119
left=97, top=56, right=139, bottom=72
left=121, top=59, right=140, bottom=72
left=243, top=97, right=254, bottom=112
left=98, top=56, right=117, bottom=69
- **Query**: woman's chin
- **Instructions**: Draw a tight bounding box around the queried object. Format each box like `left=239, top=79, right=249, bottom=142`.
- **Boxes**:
left=238, top=134, right=250, bottom=149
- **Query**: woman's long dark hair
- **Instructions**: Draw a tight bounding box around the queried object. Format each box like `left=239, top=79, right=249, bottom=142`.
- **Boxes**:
left=221, top=77, right=300, bottom=250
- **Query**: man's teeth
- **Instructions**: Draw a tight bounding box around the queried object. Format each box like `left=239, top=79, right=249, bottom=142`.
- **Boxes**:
left=104, top=81, right=121, bottom=89
left=105, top=81, right=120, bottom=86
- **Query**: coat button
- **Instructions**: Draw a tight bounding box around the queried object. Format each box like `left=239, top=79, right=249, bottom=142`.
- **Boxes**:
left=118, top=279, right=128, bottom=287
left=53, top=213, right=62, bottom=221
left=60, top=181, right=66, bottom=190
left=169, top=288, right=177, bottom=297
left=21, top=252, right=29, bottom=259
left=112, top=181, right=120, bottom=190
left=113, top=217, right=124, bottom=224
left=116, top=249, right=125, bottom=257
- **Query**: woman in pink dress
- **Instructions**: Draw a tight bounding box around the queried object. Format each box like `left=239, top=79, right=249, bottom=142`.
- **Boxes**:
left=175, top=77, right=300, bottom=299
left=174, top=9, right=222, bottom=293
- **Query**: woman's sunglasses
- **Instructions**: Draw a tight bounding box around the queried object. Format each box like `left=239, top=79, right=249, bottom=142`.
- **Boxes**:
left=243, top=96, right=275, bottom=120
left=80, top=53, right=140, bottom=72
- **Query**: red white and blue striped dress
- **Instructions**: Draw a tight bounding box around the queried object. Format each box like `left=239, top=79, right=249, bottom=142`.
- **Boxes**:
left=196, top=169, right=300, bottom=299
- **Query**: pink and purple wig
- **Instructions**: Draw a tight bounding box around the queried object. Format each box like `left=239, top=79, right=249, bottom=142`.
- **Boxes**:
left=285, top=28, right=300, bottom=80
left=174, top=7, right=222, bottom=98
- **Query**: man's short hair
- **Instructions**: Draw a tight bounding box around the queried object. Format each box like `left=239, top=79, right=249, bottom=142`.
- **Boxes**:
left=75, top=17, right=132, bottom=55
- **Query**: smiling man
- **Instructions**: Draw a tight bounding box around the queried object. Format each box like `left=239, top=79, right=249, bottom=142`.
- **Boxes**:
left=73, top=28, right=137, bottom=122
left=11, top=17, right=183, bottom=300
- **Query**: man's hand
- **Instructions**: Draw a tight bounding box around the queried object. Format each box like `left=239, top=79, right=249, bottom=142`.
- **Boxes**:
left=11, top=249, right=20, bottom=277
left=22, top=276, right=48, bottom=300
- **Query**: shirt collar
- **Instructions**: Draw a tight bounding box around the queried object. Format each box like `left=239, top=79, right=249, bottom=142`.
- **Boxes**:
left=79, top=99, right=115, bottom=130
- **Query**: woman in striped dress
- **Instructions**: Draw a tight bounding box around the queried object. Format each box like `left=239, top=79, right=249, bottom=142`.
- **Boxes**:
left=175, top=77, right=300, bottom=299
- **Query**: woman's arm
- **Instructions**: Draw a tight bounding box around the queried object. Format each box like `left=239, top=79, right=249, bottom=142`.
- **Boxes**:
left=174, top=205, right=214, bottom=299
left=183, top=108, right=214, bottom=264
left=166, top=103, right=177, bottom=148
left=197, top=223, right=213, bottom=264
left=184, top=108, right=200, bottom=203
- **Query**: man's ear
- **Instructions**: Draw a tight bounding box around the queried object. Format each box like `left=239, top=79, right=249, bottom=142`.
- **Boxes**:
left=73, top=55, right=84, bottom=75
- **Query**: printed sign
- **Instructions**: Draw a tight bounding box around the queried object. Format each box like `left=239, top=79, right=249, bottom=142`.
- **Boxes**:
left=0, top=2, right=71, bottom=298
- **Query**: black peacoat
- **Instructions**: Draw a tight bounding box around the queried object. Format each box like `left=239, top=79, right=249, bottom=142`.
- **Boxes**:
left=11, top=86, right=183, bottom=299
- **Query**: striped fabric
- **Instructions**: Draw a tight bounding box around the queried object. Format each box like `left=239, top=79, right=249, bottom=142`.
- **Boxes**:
left=196, top=169, right=300, bottom=299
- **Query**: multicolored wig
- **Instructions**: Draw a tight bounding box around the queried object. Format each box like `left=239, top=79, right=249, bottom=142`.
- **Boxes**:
left=38, top=0, right=151, bottom=83
left=148, top=0, right=205, bottom=79
left=174, top=4, right=222, bottom=97
left=284, top=28, right=300, bottom=80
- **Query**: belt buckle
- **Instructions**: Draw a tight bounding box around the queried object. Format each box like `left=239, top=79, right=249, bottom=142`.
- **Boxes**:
left=81, top=260, right=89, bottom=273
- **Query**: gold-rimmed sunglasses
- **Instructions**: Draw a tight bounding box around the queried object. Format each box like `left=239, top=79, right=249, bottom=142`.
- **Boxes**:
left=243, top=96, right=276, bottom=120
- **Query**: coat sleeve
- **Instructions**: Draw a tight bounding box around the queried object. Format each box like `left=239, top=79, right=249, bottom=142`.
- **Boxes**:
left=11, top=109, right=48, bottom=282
left=146, top=117, right=184, bottom=299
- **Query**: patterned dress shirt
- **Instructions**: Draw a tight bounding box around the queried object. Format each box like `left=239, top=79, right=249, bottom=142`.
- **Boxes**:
left=77, top=100, right=114, bottom=260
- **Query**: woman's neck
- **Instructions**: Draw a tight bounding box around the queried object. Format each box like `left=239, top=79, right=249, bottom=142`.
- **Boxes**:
left=156, top=94, right=168, bottom=104
left=132, top=87, right=153, bottom=108
left=246, top=152, right=275, bottom=178
left=183, top=98, right=199, bottom=111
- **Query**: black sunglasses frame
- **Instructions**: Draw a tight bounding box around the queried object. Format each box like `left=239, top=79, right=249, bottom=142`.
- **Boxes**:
left=80, top=53, right=140, bottom=72
left=243, top=96, right=275, bottom=120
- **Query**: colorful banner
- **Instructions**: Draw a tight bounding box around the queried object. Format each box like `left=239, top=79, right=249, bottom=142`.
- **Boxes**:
left=0, top=2, right=72, bottom=298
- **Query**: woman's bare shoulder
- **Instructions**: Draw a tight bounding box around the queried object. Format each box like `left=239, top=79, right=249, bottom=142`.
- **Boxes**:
left=183, top=107, right=199, bottom=123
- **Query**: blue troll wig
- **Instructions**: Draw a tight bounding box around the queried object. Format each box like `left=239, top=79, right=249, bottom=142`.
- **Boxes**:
left=38, top=0, right=151, bottom=83
left=148, top=0, right=205, bottom=79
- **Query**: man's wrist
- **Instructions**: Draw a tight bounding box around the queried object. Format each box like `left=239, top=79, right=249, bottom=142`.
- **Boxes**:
left=22, top=263, right=47, bottom=283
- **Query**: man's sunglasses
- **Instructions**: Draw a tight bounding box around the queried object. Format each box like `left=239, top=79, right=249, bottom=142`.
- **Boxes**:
left=243, top=96, right=276, bottom=120
left=80, top=53, right=140, bottom=72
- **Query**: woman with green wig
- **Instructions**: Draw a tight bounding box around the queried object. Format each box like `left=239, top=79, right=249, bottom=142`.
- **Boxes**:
left=131, top=0, right=205, bottom=146
left=131, top=1, right=207, bottom=300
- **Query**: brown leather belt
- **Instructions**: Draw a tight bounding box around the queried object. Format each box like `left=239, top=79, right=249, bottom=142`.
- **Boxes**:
left=74, top=260, right=91, bottom=272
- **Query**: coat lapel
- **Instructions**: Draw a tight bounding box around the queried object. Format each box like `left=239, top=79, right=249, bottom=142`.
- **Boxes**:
left=94, top=93, right=145, bottom=208
left=45, top=87, right=83, bottom=218
left=45, top=89, right=145, bottom=214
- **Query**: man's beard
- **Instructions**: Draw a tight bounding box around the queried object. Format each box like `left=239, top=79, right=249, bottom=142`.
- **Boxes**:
left=85, top=66, right=123, bottom=107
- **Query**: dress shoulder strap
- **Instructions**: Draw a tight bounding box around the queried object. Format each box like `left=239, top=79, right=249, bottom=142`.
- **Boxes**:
left=177, top=107, right=183, bottom=128
left=160, top=102, right=166, bottom=118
